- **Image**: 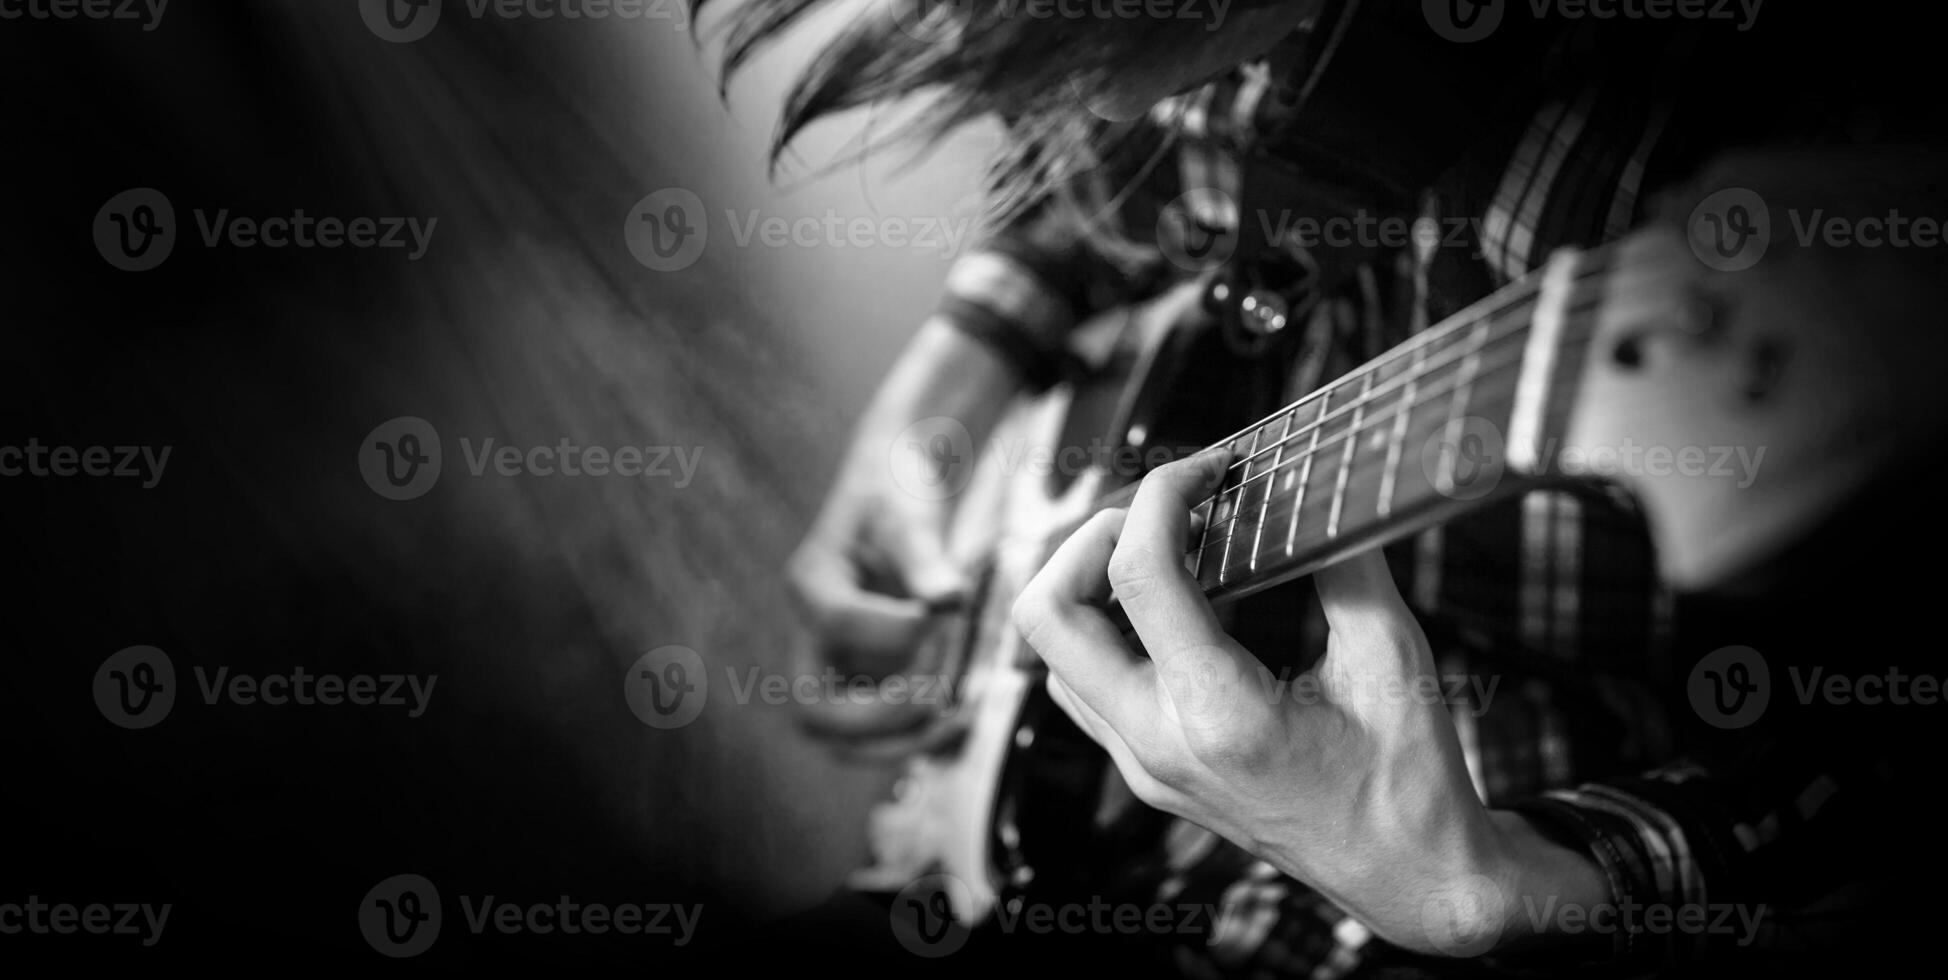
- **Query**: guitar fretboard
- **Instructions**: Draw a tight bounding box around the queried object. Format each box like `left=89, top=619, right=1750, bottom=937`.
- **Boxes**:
left=1045, top=248, right=1610, bottom=606
left=1190, top=286, right=1539, bottom=596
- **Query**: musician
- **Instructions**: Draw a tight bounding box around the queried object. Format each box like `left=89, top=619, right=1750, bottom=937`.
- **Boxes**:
left=710, top=0, right=1948, bottom=973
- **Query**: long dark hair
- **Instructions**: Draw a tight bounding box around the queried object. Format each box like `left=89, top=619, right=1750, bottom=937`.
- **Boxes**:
left=691, top=0, right=1233, bottom=217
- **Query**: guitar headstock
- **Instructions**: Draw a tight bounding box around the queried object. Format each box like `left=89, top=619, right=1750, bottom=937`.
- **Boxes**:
left=1520, top=160, right=1948, bottom=590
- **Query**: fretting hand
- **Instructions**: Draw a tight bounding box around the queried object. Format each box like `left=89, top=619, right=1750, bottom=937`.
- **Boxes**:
left=1011, top=451, right=1608, bottom=955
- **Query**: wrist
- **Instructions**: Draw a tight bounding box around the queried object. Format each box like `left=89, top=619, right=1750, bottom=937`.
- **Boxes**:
left=1473, top=810, right=1614, bottom=955
left=1406, top=809, right=1611, bottom=958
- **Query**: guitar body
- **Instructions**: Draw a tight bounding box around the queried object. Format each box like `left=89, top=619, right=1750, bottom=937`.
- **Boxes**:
left=844, top=382, right=1096, bottom=915
left=850, top=277, right=1290, bottom=919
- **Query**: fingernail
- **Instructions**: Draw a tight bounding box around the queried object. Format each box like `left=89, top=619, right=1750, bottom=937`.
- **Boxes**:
left=1193, top=447, right=1233, bottom=482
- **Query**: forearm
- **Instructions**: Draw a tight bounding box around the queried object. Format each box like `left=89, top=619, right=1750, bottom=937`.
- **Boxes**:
left=842, top=316, right=1022, bottom=470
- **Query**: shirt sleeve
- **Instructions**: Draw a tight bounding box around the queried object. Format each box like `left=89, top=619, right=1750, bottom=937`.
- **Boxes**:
left=933, top=202, right=1095, bottom=392
left=1505, top=722, right=1914, bottom=970
left=935, top=125, right=1174, bottom=391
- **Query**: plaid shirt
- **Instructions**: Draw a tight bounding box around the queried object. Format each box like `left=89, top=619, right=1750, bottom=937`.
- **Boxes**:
left=931, top=1, right=1913, bottom=974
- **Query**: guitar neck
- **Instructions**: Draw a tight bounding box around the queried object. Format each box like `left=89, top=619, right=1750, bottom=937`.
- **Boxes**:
left=1068, top=248, right=1608, bottom=607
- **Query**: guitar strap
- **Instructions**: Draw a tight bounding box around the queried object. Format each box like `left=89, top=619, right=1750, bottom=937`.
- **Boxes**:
left=1213, top=0, right=1406, bottom=362
left=1220, top=0, right=1473, bottom=380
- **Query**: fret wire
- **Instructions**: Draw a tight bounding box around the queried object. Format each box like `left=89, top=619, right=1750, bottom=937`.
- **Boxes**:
left=1326, top=371, right=1372, bottom=539
left=1192, top=346, right=1532, bottom=548
left=1210, top=312, right=1542, bottom=505
left=1435, top=304, right=1496, bottom=499
left=1214, top=334, right=1596, bottom=541
left=1207, top=252, right=1602, bottom=480
left=1074, top=270, right=1619, bottom=565
left=1217, top=303, right=1533, bottom=481
left=1252, top=406, right=1296, bottom=573
left=1377, top=340, right=1426, bottom=519
left=1286, top=386, right=1324, bottom=557
left=1191, top=493, right=1215, bottom=579
left=1216, top=427, right=1259, bottom=586
left=1210, top=242, right=1618, bottom=482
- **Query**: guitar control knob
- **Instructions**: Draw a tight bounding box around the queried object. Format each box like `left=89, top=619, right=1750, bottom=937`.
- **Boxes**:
left=1240, top=289, right=1290, bottom=335
left=1204, top=277, right=1233, bottom=312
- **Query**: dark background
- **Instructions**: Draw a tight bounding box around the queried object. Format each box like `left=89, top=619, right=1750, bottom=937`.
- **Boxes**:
left=2, top=0, right=992, bottom=967
left=10, top=0, right=1948, bottom=973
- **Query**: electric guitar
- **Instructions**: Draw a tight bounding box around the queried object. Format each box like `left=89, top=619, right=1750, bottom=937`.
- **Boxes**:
left=837, top=214, right=1943, bottom=923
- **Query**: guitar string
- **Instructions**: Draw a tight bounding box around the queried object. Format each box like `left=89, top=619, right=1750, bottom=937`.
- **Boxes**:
left=1030, top=245, right=1621, bottom=555
left=1211, top=244, right=1615, bottom=481
left=1193, top=343, right=1539, bottom=547
left=1031, top=329, right=1592, bottom=559
left=1214, top=296, right=1534, bottom=476
left=1192, top=337, right=1590, bottom=556
left=1210, top=302, right=1533, bottom=479
left=1216, top=280, right=1609, bottom=481
left=1030, top=341, right=1539, bottom=556
left=1209, top=323, right=1600, bottom=515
